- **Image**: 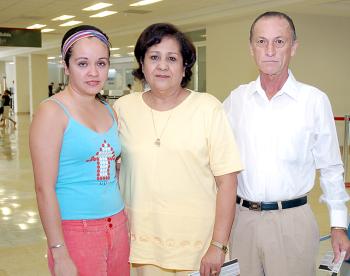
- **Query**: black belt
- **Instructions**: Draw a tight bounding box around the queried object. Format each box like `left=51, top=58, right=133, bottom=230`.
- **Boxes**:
left=236, top=195, right=307, bottom=211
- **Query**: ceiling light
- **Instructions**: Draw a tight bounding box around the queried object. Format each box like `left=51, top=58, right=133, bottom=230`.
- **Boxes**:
left=41, top=29, right=55, bottom=33
left=113, top=54, right=121, bottom=57
left=110, top=48, right=120, bottom=51
left=47, top=57, right=55, bottom=60
left=90, top=11, right=117, bottom=18
left=59, top=21, right=82, bottom=27
left=26, top=24, right=46, bottom=29
left=130, top=0, right=163, bottom=7
left=127, top=52, right=134, bottom=56
left=52, top=15, right=75, bottom=21
left=83, top=2, right=113, bottom=11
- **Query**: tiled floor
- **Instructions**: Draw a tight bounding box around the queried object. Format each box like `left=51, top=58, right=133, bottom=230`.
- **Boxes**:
left=0, top=114, right=349, bottom=275
left=0, top=114, right=49, bottom=275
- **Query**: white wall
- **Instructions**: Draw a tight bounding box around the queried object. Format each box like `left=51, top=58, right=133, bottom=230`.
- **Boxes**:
left=207, top=16, right=255, bottom=101
left=48, top=63, right=62, bottom=88
left=5, top=62, right=15, bottom=90
left=290, top=14, right=350, bottom=117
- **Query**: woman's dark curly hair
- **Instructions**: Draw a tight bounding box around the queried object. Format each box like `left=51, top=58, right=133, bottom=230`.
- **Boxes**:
left=133, top=23, right=196, bottom=88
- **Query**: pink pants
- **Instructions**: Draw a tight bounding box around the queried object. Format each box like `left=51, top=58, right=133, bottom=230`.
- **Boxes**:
left=48, top=210, right=130, bottom=276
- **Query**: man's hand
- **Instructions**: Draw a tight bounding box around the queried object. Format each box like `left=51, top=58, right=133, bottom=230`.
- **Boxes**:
left=331, top=228, right=350, bottom=262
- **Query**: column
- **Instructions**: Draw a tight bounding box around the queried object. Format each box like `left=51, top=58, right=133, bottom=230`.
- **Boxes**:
left=0, top=61, right=5, bottom=92
left=29, top=54, right=48, bottom=116
left=14, top=56, right=30, bottom=114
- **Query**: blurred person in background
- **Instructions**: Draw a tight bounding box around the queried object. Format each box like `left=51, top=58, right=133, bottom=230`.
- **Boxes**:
left=1, top=89, right=16, bottom=128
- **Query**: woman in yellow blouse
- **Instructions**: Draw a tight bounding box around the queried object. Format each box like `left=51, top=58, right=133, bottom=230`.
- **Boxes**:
left=114, top=23, right=242, bottom=276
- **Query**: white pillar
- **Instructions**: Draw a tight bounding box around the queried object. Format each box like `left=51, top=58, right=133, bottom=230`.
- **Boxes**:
left=14, top=56, right=30, bottom=114
left=29, top=54, right=48, bottom=116
left=0, top=61, right=5, bottom=92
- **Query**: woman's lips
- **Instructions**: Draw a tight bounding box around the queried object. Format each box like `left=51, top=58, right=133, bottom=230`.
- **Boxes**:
left=86, top=81, right=100, bottom=86
left=155, top=74, right=170, bottom=78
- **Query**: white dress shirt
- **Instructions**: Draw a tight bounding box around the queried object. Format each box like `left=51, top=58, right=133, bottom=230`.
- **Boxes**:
left=223, top=71, right=349, bottom=227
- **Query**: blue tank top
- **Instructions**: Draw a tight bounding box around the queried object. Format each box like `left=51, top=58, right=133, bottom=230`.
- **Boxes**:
left=50, top=99, right=124, bottom=220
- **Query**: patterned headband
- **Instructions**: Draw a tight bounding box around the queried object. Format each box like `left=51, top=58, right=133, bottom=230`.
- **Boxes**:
left=62, top=30, right=111, bottom=60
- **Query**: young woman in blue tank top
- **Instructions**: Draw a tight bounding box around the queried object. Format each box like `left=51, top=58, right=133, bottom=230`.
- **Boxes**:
left=29, top=25, right=129, bottom=276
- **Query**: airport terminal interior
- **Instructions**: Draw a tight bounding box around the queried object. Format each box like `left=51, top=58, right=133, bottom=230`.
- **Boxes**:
left=0, top=0, right=350, bottom=275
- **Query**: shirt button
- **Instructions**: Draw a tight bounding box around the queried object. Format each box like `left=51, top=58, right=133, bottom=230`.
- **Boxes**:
left=109, top=224, right=113, bottom=228
left=107, top=218, right=111, bottom=222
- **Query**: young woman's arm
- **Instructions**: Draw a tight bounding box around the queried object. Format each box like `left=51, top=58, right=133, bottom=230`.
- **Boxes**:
left=29, top=101, right=77, bottom=276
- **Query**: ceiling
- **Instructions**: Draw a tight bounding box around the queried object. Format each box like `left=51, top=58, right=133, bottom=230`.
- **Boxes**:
left=0, top=0, right=349, bottom=62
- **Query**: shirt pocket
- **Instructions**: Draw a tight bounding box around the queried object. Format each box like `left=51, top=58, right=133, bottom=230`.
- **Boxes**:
left=276, top=119, right=313, bottom=163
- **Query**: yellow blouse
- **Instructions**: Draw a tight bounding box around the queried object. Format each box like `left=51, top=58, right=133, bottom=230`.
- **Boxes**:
left=114, top=91, right=242, bottom=270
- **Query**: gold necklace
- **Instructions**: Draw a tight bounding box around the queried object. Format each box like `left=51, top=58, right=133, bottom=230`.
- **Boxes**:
left=150, top=108, right=173, bottom=147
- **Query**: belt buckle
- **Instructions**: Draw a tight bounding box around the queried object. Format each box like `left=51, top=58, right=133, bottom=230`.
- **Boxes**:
left=249, top=201, right=261, bottom=211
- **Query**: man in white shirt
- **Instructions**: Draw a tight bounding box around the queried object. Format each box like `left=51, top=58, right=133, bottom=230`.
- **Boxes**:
left=223, top=11, right=350, bottom=276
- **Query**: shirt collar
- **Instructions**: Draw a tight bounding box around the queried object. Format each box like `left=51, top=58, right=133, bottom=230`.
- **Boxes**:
left=249, top=70, right=300, bottom=101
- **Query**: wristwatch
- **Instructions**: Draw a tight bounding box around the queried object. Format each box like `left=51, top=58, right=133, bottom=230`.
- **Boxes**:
left=210, top=240, right=228, bottom=254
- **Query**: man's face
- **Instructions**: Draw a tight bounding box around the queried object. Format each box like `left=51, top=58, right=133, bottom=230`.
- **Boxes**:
left=250, top=16, right=298, bottom=77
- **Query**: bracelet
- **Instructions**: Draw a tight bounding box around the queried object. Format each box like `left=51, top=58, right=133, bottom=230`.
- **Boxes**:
left=50, top=243, right=65, bottom=249
left=210, top=240, right=228, bottom=254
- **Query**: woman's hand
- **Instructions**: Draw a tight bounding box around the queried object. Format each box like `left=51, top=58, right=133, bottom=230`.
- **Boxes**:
left=199, top=245, right=225, bottom=276
left=199, top=172, right=237, bottom=275
left=52, top=248, right=78, bottom=276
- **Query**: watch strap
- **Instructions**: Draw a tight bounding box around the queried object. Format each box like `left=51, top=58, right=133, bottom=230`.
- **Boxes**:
left=210, top=240, right=228, bottom=254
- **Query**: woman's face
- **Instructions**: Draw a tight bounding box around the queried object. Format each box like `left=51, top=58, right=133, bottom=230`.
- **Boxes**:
left=142, top=36, right=185, bottom=93
left=64, top=37, right=109, bottom=96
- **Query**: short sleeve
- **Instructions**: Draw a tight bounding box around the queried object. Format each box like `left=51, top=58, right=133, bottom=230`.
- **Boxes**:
left=207, top=103, right=243, bottom=176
